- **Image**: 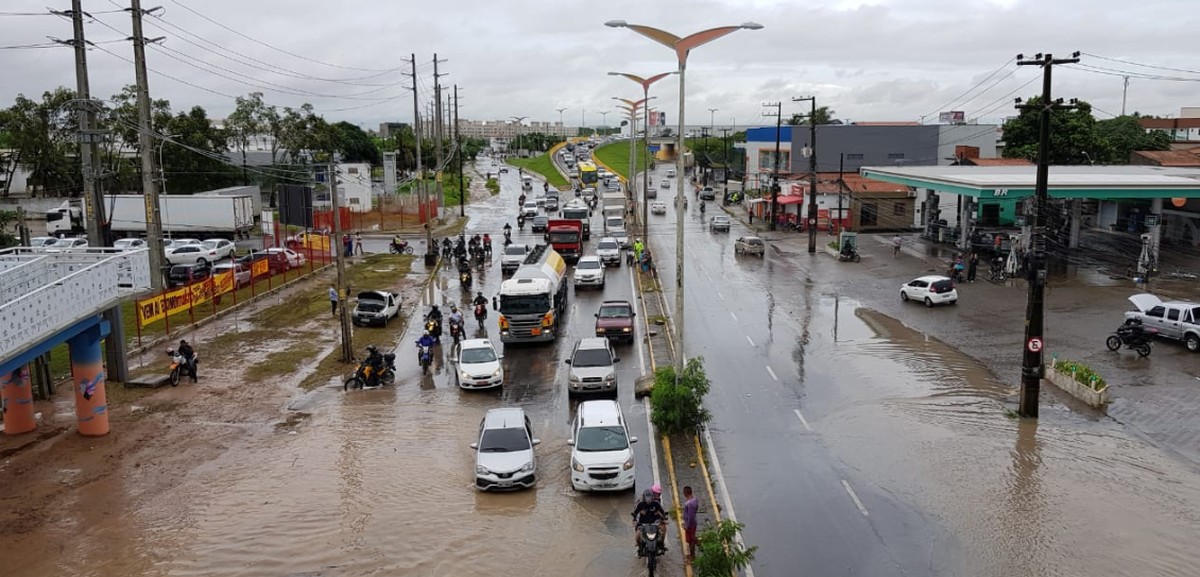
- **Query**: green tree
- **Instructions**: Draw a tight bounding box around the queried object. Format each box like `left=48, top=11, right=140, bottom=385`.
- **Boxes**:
left=1093, top=115, right=1171, bottom=164
left=99, top=85, right=171, bottom=194
left=787, top=105, right=836, bottom=126
left=0, top=209, right=18, bottom=247
left=1002, top=96, right=1102, bottom=165
left=226, top=92, right=265, bottom=184
left=0, top=88, right=80, bottom=197
left=649, top=357, right=712, bottom=436
left=160, top=106, right=237, bottom=194
left=693, top=520, right=758, bottom=577
left=332, top=121, right=381, bottom=164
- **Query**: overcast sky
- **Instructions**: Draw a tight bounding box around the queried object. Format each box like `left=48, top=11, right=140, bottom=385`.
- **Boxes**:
left=2, top=0, right=1198, bottom=132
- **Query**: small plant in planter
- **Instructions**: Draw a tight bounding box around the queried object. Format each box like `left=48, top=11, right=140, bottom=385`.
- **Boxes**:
left=1053, top=358, right=1107, bottom=391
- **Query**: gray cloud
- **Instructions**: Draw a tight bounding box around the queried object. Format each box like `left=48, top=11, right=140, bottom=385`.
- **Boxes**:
left=0, top=0, right=1196, bottom=131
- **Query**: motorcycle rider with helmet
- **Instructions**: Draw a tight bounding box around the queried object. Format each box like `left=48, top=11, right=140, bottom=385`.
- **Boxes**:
left=425, top=305, right=443, bottom=342
left=362, top=344, right=385, bottom=387
left=415, top=330, right=436, bottom=363
left=632, top=488, right=668, bottom=556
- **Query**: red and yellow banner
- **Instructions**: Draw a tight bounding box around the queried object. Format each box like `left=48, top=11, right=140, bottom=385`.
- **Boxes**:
left=251, top=258, right=269, bottom=278
left=136, top=271, right=235, bottom=328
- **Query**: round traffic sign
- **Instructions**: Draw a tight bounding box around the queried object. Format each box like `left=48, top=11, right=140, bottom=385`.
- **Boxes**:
left=1027, top=337, right=1043, bottom=353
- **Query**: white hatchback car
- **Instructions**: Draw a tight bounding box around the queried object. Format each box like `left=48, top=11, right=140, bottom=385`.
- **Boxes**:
left=569, top=400, right=637, bottom=492
left=456, top=338, right=504, bottom=390
left=900, top=275, right=958, bottom=307
left=471, top=407, right=540, bottom=491
left=574, top=255, right=605, bottom=289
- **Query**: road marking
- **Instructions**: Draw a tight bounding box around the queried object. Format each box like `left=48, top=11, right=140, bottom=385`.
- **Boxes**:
left=717, top=291, right=724, bottom=301
left=730, top=311, right=739, bottom=322
left=701, top=424, right=756, bottom=577
left=629, top=265, right=647, bottom=376
left=765, top=366, right=778, bottom=381
left=643, top=397, right=662, bottom=487
left=793, top=408, right=812, bottom=432
left=841, top=479, right=869, bottom=517
left=746, top=335, right=755, bottom=347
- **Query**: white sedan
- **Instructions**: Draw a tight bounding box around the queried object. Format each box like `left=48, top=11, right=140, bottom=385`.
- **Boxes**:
left=165, top=243, right=224, bottom=266
left=202, top=239, right=236, bottom=261
left=266, top=247, right=306, bottom=269
left=113, top=238, right=147, bottom=251
left=455, top=338, right=505, bottom=390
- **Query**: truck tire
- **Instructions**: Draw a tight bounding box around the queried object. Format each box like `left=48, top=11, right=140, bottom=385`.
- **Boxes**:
left=1186, top=333, right=1200, bottom=352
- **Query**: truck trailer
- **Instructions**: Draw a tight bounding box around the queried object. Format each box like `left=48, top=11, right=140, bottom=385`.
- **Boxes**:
left=46, top=194, right=256, bottom=239
left=496, top=244, right=568, bottom=344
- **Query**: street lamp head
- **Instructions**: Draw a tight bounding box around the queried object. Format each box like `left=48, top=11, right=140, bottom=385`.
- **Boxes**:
left=605, top=20, right=628, bottom=28
left=607, top=72, right=621, bottom=76
left=741, top=22, right=764, bottom=30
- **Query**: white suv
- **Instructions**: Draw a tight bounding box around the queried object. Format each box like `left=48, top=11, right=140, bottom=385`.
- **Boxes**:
left=569, top=400, right=637, bottom=492
left=565, top=337, right=620, bottom=396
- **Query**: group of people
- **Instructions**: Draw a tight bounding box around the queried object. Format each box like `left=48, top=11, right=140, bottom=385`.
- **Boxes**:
left=949, top=252, right=982, bottom=283
left=341, top=233, right=363, bottom=257
left=627, top=239, right=654, bottom=273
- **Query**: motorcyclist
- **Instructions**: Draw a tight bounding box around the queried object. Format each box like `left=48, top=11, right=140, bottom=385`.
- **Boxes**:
left=543, top=182, right=549, bottom=192
left=177, top=339, right=197, bottom=382
left=363, top=344, right=384, bottom=386
left=447, top=306, right=465, bottom=341
left=473, top=292, right=489, bottom=320
left=632, top=488, right=668, bottom=556
left=517, top=214, right=526, bottom=230
left=699, top=201, right=706, bottom=213
left=503, top=224, right=512, bottom=244
left=415, top=330, right=436, bottom=361
left=482, top=234, right=492, bottom=255
left=392, top=235, right=404, bottom=252
left=425, top=306, right=443, bottom=341
left=441, top=237, right=451, bottom=255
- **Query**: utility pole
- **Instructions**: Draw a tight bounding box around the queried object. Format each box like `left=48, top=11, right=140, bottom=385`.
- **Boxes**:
left=433, top=54, right=448, bottom=222
left=455, top=84, right=464, bottom=217
left=1015, top=52, right=1080, bottom=419
left=1121, top=75, right=1130, bottom=116
left=837, top=152, right=845, bottom=235
left=404, top=55, right=434, bottom=259
left=60, top=1, right=129, bottom=382
left=329, top=159, right=353, bottom=362
left=128, top=0, right=166, bottom=288
left=794, top=96, right=819, bottom=253
left=719, top=127, right=731, bottom=189
left=762, top=101, right=782, bottom=230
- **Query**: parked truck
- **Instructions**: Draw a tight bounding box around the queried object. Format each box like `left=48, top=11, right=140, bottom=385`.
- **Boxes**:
left=496, top=244, right=568, bottom=344
left=545, top=219, right=583, bottom=263
left=560, top=200, right=592, bottom=240
left=46, top=194, right=256, bottom=239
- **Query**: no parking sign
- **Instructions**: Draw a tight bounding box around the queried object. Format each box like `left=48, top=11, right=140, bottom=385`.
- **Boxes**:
left=1027, top=337, right=1043, bottom=353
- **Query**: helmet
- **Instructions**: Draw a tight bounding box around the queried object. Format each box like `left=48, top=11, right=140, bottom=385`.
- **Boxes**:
left=366, top=345, right=377, bottom=353
left=423, top=330, right=430, bottom=336
left=651, top=483, right=662, bottom=496
left=179, top=339, right=188, bottom=346
left=642, top=489, right=655, bottom=503
left=450, top=305, right=458, bottom=311
left=477, top=291, right=484, bottom=297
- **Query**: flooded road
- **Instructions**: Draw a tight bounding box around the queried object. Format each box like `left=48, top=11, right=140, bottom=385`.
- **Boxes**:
left=646, top=164, right=1200, bottom=576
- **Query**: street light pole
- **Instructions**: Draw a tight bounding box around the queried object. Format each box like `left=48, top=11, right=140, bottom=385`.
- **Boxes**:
left=610, top=71, right=674, bottom=246
left=599, top=110, right=610, bottom=135
left=793, top=96, right=818, bottom=253
left=511, top=115, right=528, bottom=156
left=606, top=20, right=763, bottom=376
left=555, top=108, right=567, bottom=141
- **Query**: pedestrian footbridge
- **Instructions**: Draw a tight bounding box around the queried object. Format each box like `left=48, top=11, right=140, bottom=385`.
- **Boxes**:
left=0, top=247, right=152, bottom=437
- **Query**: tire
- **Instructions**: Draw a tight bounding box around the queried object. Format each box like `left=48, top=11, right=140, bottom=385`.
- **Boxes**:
left=852, top=254, right=861, bottom=263
left=197, top=258, right=208, bottom=267
left=344, top=376, right=364, bottom=391
left=421, top=359, right=429, bottom=375
left=379, top=370, right=396, bottom=387
left=924, top=297, right=934, bottom=308
left=169, top=367, right=180, bottom=387
left=404, top=247, right=414, bottom=254
left=1136, top=343, right=1152, bottom=357
left=647, top=552, right=657, bottom=577
left=1185, top=334, right=1200, bottom=352
left=1105, top=335, right=1122, bottom=351
left=900, top=291, right=909, bottom=302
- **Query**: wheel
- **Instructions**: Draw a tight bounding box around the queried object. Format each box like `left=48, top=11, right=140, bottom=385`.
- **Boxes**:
left=379, top=371, right=396, bottom=387
left=924, top=297, right=934, bottom=308
left=421, top=360, right=429, bottom=375
left=900, top=291, right=909, bottom=302
left=852, top=253, right=861, bottom=263
left=405, top=246, right=414, bottom=254
left=1185, top=334, right=1200, bottom=352
left=197, top=258, right=208, bottom=267
left=647, top=552, right=657, bottom=577
left=344, top=376, right=364, bottom=391
left=1105, top=335, right=1122, bottom=351
left=1136, top=343, right=1152, bottom=357
left=169, top=367, right=180, bottom=387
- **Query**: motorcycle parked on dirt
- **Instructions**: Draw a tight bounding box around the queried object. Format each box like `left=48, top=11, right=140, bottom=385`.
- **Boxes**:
left=166, top=349, right=198, bottom=386
left=1106, top=319, right=1158, bottom=357
left=344, top=353, right=397, bottom=390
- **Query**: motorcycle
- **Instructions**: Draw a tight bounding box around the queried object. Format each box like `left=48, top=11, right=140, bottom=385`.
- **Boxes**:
left=699, top=201, right=706, bottom=214
left=460, top=269, right=473, bottom=289
left=344, top=353, right=397, bottom=391
left=416, top=343, right=433, bottom=374
left=988, top=260, right=1007, bottom=283
left=389, top=240, right=415, bottom=254
left=166, top=349, right=198, bottom=386
left=424, top=317, right=443, bottom=342
left=1106, top=320, right=1158, bottom=357
left=638, top=523, right=664, bottom=576
left=838, top=247, right=862, bottom=262
left=474, top=303, right=488, bottom=327
left=449, top=320, right=464, bottom=347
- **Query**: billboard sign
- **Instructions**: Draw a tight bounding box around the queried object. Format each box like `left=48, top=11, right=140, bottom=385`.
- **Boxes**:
left=938, top=111, right=965, bottom=124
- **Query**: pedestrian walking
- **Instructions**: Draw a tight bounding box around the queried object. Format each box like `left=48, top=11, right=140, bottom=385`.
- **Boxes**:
left=967, top=252, right=979, bottom=282
left=354, top=232, right=364, bottom=255
left=683, top=485, right=699, bottom=562
left=329, top=285, right=339, bottom=316
left=892, top=235, right=902, bottom=258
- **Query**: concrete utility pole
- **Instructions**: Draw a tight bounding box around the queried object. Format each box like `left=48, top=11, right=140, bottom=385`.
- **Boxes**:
left=61, top=1, right=128, bottom=382
left=433, top=54, right=448, bottom=221
left=794, top=96, right=819, bottom=253
left=1014, top=51, right=1080, bottom=419
left=763, top=101, right=782, bottom=230
left=556, top=108, right=567, bottom=141
left=719, top=127, right=731, bottom=188
left=129, top=0, right=166, bottom=288
left=455, top=84, right=464, bottom=217
left=404, top=55, right=434, bottom=257
left=330, top=160, right=354, bottom=363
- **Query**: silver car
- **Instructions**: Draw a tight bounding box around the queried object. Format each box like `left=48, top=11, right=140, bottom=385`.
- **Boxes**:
left=565, top=337, right=620, bottom=397
left=471, top=408, right=540, bottom=491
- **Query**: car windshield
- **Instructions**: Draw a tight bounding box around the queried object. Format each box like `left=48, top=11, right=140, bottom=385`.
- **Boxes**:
left=597, top=241, right=618, bottom=251
left=577, top=260, right=601, bottom=270
left=575, top=426, right=629, bottom=452
left=499, top=294, right=550, bottom=315
left=479, top=427, right=530, bottom=452
left=461, top=346, right=498, bottom=364
left=598, top=305, right=630, bottom=318
left=572, top=348, right=612, bottom=368
left=548, top=232, right=576, bottom=243
left=714, top=217, right=729, bottom=223
left=504, top=246, right=527, bottom=256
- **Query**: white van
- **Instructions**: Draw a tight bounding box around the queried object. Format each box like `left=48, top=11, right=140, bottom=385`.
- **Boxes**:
left=666, top=168, right=676, bottom=178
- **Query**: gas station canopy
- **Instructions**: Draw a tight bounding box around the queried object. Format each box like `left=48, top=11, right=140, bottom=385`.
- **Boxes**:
left=860, top=165, right=1200, bottom=200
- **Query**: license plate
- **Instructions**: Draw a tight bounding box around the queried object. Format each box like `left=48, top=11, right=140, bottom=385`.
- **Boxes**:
left=498, top=480, right=512, bottom=487
left=596, top=482, right=616, bottom=488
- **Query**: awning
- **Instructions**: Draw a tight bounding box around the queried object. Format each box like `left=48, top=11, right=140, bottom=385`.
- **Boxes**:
left=777, top=196, right=804, bottom=205
left=747, top=198, right=769, bottom=204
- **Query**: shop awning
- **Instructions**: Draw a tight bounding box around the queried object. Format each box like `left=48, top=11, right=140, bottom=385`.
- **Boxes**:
left=776, top=196, right=804, bottom=205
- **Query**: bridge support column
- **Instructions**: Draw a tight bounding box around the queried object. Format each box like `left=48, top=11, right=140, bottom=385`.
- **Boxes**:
left=1, top=366, right=36, bottom=435
left=68, top=324, right=109, bottom=437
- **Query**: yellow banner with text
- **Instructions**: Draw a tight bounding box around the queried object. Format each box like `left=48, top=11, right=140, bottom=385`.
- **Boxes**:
left=136, top=271, right=236, bottom=328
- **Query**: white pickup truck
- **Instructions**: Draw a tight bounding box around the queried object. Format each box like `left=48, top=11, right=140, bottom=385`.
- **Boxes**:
left=1124, top=293, right=1200, bottom=352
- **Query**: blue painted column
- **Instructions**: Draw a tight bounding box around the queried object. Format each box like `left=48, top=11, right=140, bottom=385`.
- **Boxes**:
left=1, top=366, right=36, bottom=435
left=68, top=324, right=109, bottom=436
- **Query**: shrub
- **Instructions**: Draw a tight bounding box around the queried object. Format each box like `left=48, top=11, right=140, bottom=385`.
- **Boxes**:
left=693, top=520, right=757, bottom=577
left=649, top=357, right=711, bottom=436
left=828, top=240, right=840, bottom=250
left=485, top=178, right=500, bottom=195
left=1052, top=358, right=1107, bottom=391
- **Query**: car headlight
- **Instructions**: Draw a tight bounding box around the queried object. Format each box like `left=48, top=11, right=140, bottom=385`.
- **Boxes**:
left=476, top=465, right=491, bottom=475
left=460, top=370, right=472, bottom=380
left=491, top=367, right=502, bottom=377
left=623, top=456, right=634, bottom=470
left=604, top=374, right=615, bottom=382
left=518, top=461, right=535, bottom=473
left=596, top=327, right=606, bottom=333
left=572, top=458, right=585, bottom=472
left=569, top=374, right=581, bottom=383
left=622, top=327, right=631, bottom=333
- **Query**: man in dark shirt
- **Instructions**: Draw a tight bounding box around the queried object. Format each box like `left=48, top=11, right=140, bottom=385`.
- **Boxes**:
left=177, top=339, right=197, bottom=382
left=631, top=489, right=667, bottom=556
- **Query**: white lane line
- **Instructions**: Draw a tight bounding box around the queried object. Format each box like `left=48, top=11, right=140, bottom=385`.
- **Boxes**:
left=643, top=397, right=662, bottom=486
left=630, top=266, right=647, bottom=376
left=746, top=335, right=755, bottom=347
left=729, top=311, right=739, bottom=322
left=701, top=424, right=756, bottom=577
left=717, top=291, right=725, bottom=301
left=793, top=408, right=812, bottom=432
left=842, top=479, right=869, bottom=517
left=765, top=366, right=778, bottom=381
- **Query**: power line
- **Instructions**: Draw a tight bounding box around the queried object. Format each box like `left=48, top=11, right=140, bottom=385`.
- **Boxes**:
left=920, top=57, right=1016, bottom=121
left=1066, top=62, right=1200, bottom=83
left=1081, top=52, right=1200, bottom=77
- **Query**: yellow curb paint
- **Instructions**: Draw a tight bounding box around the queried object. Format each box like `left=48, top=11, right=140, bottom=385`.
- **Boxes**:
left=694, top=434, right=723, bottom=524
left=662, top=435, right=694, bottom=577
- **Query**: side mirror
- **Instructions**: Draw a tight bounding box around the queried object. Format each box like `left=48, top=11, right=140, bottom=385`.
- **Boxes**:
left=594, top=313, right=600, bottom=318
left=613, top=357, right=621, bottom=363
left=566, top=439, right=575, bottom=446
left=469, top=442, right=478, bottom=449
left=564, top=359, right=572, bottom=365
left=532, top=438, right=541, bottom=446
left=630, top=436, right=638, bottom=444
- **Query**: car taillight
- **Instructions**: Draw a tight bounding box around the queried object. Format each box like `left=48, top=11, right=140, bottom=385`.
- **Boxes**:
left=929, top=285, right=939, bottom=293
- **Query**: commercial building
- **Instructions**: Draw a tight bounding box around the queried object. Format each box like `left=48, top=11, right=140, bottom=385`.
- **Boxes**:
left=1140, top=107, right=1200, bottom=150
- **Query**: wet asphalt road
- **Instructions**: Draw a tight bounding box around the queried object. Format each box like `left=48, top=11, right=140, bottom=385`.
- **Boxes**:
left=642, top=164, right=1200, bottom=576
